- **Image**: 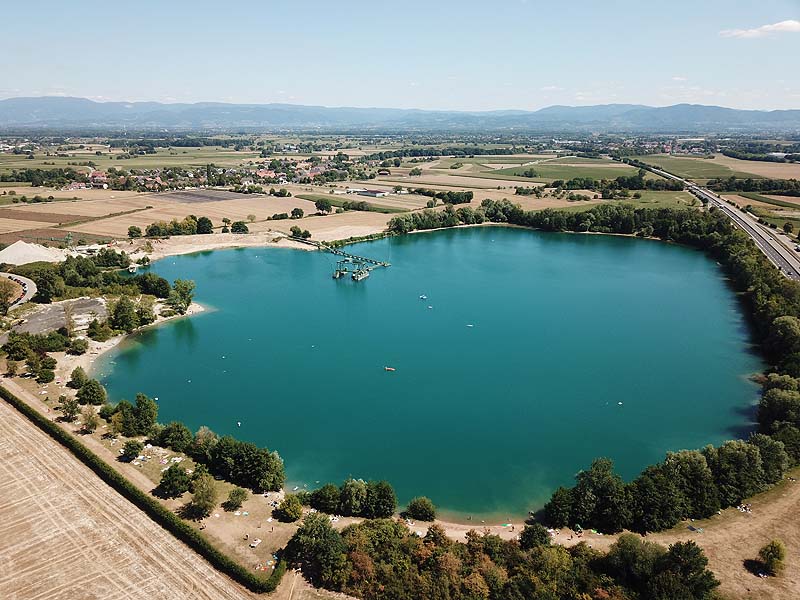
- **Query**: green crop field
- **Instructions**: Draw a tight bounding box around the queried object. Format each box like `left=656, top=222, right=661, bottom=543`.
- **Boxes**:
left=0, top=146, right=262, bottom=174
left=543, top=156, right=616, bottom=165
left=631, top=154, right=762, bottom=181
left=560, top=190, right=700, bottom=213
left=491, top=162, right=643, bottom=182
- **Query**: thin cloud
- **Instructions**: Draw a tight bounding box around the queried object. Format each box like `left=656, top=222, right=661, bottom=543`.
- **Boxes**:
left=540, top=85, right=563, bottom=92
left=720, top=19, right=800, bottom=39
left=671, top=76, right=687, bottom=82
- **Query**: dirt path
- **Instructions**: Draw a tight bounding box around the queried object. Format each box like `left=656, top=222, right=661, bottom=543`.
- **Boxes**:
left=0, top=395, right=258, bottom=600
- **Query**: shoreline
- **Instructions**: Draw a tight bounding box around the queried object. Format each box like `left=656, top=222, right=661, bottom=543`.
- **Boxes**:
left=56, top=300, right=207, bottom=382
left=86, top=224, right=748, bottom=529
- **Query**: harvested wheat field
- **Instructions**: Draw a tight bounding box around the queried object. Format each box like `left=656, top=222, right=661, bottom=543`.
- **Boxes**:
left=712, top=154, right=800, bottom=179
left=260, top=210, right=390, bottom=240
left=0, top=219, right=57, bottom=234
left=69, top=194, right=320, bottom=238
left=0, top=397, right=256, bottom=600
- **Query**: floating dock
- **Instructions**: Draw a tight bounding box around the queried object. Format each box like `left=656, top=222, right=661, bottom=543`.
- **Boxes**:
left=289, top=236, right=390, bottom=281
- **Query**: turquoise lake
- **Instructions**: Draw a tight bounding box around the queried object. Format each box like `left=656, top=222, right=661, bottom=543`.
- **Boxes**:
left=95, top=227, right=764, bottom=520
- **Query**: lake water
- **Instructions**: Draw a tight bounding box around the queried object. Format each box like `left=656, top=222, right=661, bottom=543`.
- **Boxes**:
left=95, top=227, right=763, bottom=520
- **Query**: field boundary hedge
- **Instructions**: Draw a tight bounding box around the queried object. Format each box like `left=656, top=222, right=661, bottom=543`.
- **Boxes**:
left=0, top=385, right=285, bottom=594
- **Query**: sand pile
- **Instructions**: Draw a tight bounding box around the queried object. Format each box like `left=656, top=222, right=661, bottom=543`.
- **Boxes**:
left=0, top=240, right=68, bottom=265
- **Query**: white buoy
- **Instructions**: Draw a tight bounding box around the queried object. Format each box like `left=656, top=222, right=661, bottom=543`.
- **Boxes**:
left=618, top=401, right=623, bottom=406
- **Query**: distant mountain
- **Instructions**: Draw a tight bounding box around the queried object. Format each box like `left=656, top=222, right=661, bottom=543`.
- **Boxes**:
left=0, top=97, right=798, bottom=132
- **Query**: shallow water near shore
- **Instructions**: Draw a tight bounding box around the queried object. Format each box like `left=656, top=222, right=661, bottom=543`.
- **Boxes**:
left=95, top=227, right=764, bottom=520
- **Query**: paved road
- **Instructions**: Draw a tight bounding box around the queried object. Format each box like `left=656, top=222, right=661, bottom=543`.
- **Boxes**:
left=650, top=168, right=800, bottom=280
left=0, top=272, right=37, bottom=307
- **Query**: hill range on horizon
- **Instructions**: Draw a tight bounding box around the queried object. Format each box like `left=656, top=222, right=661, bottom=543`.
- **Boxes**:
left=1, top=96, right=799, bottom=133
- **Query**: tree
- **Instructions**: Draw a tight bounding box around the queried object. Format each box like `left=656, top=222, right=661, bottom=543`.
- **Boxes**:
left=758, top=387, right=800, bottom=431
left=136, top=272, right=171, bottom=298
left=702, top=441, right=765, bottom=507
left=189, top=473, right=218, bottom=518
left=128, top=225, right=143, bottom=238
left=60, top=395, right=80, bottom=422
left=0, top=278, right=17, bottom=315
left=605, top=534, right=665, bottom=592
left=519, top=523, right=550, bottom=549
left=68, top=337, right=89, bottom=355
left=286, top=512, right=347, bottom=587
left=81, top=406, right=99, bottom=432
left=291, top=207, right=304, bottom=219
left=311, top=484, right=341, bottom=514
left=405, top=496, right=436, bottom=521
left=158, top=421, right=193, bottom=452
left=223, top=487, right=248, bottom=511
left=409, top=167, right=423, bottom=176
left=783, top=222, right=794, bottom=234
left=276, top=493, right=304, bottom=522
left=339, top=478, right=368, bottom=516
left=167, top=279, right=195, bottom=314
left=77, top=379, right=107, bottom=405
left=87, top=319, right=113, bottom=341
left=37, top=369, right=55, bottom=383
left=630, top=463, right=683, bottom=533
left=315, top=198, right=332, bottom=214
left=158, top=464, right=191, bottom=498
left=121, top=440, right=144, bottom=462
left=109, top=411, right=124, bottom=436
left=570, top=458, right=631, bottom=533
left=758, top=539, right=786, bottom=576
left=664, top=450, right=720, bottom=519
left=34, top=269, right=65, bottom=303
left=230, top=221, right=249, bottom=233
left=364, top=481, right=396, bottom=518
left=68, top=369, right=89, bottom=392
left=748, top=433, right=789, bottom=484
left=247, top=214, right=256, bottom=223
left=543, top=486, right=573, bottom=528
left=196, top=216, right=213, bottom=234
left=5, top=360, right=18, bottom=376
left=651, top=541, right=719, bottom=599
left=121, top=392, right=158, bottom=437
left=110, top=295, right=139, bottom=332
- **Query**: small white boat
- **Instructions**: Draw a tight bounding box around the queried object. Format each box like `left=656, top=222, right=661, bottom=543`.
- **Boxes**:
left=419, top=294, right=427, bottom=300
left=237, top=421, right=242, bottom=427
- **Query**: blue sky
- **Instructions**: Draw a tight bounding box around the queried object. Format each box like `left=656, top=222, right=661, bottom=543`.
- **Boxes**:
left=2, top=0, right=799, bottom=110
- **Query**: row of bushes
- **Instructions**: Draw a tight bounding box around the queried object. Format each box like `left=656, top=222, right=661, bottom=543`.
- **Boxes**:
left=0, top=385, right=285, bottom=593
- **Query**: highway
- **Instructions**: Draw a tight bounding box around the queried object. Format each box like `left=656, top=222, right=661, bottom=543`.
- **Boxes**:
left=649, top=167, right=800, bottom=281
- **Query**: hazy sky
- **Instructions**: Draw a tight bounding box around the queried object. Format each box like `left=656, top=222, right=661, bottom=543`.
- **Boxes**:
left=2, top=0, right=799, bottom=110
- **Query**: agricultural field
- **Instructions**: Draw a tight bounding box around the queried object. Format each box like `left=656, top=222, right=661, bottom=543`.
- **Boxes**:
left=631, top=154, right=764, bottom=181
left=710, top=154, right=800, bottom=179
left=0, top=398, right=257, bottom=600
left=0, top=146, right=263, bottom=174
left=561, top=190, right=700, bottom=212
left=296, top=192, right=429, bottom=213
left=68, top=191, right=319, bottom=238
left=723, top=193, right=800, bottom=231
left=490, top=160, right=642, bottom=182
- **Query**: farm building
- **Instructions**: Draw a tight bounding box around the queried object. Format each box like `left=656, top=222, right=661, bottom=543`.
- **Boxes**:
left=358, top=189, right=389, bottom=198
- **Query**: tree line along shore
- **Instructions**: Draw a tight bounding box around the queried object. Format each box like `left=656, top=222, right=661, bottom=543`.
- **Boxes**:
left=2, top=200, right=799, bottom=599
